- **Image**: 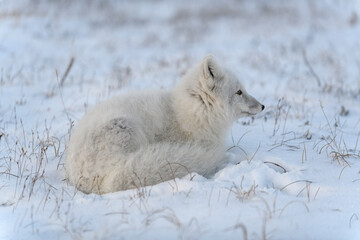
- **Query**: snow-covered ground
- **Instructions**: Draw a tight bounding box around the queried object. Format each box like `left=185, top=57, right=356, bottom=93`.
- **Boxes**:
left=1, top=0, right=360, bottom=239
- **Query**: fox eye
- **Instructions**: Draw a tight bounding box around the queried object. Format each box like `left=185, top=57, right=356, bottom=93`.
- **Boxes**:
left=236, top=90, right=243, bottom=95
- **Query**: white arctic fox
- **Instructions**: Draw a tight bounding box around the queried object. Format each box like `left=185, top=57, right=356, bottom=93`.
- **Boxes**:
left=65, top=55, right=264, bottom=194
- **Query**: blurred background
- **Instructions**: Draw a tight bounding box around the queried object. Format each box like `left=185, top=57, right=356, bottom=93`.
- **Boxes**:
left=1, top=0, right=359, bottom=104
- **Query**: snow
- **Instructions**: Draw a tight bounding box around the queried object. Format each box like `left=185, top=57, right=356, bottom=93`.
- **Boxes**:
left=1, top=0, right=360, bottom=239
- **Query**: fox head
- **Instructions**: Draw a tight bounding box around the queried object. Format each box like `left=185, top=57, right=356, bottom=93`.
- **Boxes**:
left=200, top=55, right=264, bottom=120
left=173, top=55, right=264, bottom=139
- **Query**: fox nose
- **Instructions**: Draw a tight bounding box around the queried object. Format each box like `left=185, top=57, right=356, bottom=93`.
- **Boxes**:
left=261, top=105, right=265, bottom=111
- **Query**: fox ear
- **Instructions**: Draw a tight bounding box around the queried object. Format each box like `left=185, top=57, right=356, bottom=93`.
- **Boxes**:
left=203, top=55, right=221, bottom=79
left=202, top=55, right=222, bottom=90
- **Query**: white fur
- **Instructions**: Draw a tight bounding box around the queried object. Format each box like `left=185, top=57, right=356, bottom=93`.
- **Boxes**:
left=65, top=55, right=264, bottom=194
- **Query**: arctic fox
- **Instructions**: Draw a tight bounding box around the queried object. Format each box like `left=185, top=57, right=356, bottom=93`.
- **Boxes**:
left=65, top=55, right=264, bottom=194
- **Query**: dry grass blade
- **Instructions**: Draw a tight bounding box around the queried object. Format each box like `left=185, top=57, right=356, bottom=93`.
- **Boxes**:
left=227, top=145, right=247, bottom=156
left=302, top=49, right=321, bottom=87
left=247, top=144, right=261, bottom=163
left=302, top=143, right=307, bottom=164
left=279, top=200, right=309, bottom=217
left=338, top=165, right=349, bottom=179
left=60, top=57, right=75, bottom=87
left=320, top=103, right=334, bottom=136
left=280, top=180, right=312, bottom=191
left=144, top=208, right=182, bottom=229
left=226, top=223, right=248, bottom=240
left=264, top=161, right=287, bottom=173
left=0, top=172, right=19, bottom=178
left=255, top=196, right=273, bottom=219
left=349, top=213, right=359, bottom=228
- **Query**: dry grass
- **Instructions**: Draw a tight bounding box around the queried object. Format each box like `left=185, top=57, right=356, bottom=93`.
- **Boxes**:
left=316, top=104, right=360, bottom=166
left=226, top=222, right=248, bottom=240
left=226, top=177, right=258, bottom=203
left=1, top=123, right=57, bottom=202
left=270, top=98, right=291, bottom=137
